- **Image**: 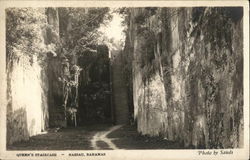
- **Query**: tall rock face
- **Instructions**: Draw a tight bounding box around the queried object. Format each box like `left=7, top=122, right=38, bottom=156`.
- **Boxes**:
left=6, top=7, right=62, bottom=145
left=6, top=55, right=49, bottom=145
left=6, top=8, right=50, bottom=145
left=112, top=50, right=129, bottom=124
left=45, top=8, right=67, bottom=127
left=124, top=7, right=243, bottom=148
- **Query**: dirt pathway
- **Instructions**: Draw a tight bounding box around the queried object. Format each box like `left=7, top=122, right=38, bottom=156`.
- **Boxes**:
left=8, top=124, right=183, bottom=150
left=91, top=125, right=123, bottom=150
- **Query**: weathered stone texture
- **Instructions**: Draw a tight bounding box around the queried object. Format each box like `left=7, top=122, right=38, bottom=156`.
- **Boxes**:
left=6, top=8, right=59, bottom=145
left=125, top=7, right=243, bottom=148
left=112, top=51, right=129, bottom=124
left=45, top=8, right=67, bottom=127
left=47, top=56, right=66, bottom=127
left=6, top=55, right=49, bottom=145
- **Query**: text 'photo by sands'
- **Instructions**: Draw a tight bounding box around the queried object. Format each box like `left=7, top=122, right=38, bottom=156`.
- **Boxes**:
left=0, top=1, right=249, bottom=160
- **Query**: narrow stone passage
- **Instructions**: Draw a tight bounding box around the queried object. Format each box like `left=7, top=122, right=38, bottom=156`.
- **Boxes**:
left=91, top=125, right=123, bottom=150
left=5, top=7, right=244, bottom=150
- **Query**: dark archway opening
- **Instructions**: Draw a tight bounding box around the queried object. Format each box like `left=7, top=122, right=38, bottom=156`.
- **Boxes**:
left=76, top=45, right=113, bottom=126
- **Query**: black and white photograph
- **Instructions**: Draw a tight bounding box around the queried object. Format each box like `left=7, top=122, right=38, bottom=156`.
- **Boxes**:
left=0, top=1, right=249, bottom=160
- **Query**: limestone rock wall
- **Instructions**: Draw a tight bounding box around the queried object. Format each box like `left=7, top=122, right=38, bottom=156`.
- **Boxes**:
left=112, top=50, right=129, bottom=124
left=45, top=8, right=67, bottom=127
left=125, top=7, right=243, bottom=148
left=6, top=8, right=59, bottom=145
left=6, top=56, right=49, bottom=145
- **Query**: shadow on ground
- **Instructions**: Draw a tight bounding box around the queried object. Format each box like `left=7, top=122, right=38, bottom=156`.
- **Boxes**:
left=107, top=125, right=183, bottom=149
left=7, top=124, right=112, bottom=150
left=8, top=124, right=184, bottom=150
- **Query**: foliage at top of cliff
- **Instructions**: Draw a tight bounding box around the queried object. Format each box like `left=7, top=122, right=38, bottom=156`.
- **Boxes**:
left=6, top=8, right=48, bottom=67
left=58, top=7, right=112, bottom=57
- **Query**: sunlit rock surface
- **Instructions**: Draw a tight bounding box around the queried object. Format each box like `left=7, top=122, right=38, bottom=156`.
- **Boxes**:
left=6, top=55, right=49, bottom=145
left=6, top=8, right=58, bottom=145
